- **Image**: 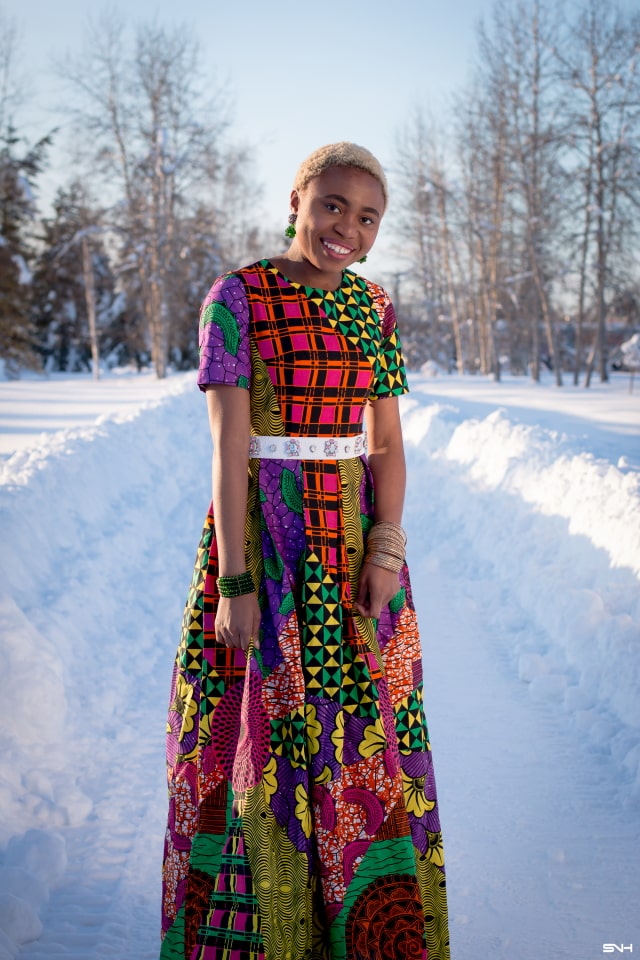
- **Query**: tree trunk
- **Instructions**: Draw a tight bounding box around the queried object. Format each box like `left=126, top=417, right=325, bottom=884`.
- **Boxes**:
left=81, top=234, right=100, bottom=380
left=574, top=143, right=594, bottom=385
left=530, top=307, right=540, bottom=382
left=529, top=248, right=562, bottom=385
left=436, top=182, right=465, bottom=375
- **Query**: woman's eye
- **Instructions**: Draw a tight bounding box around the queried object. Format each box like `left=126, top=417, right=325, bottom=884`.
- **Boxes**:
left=325, top=203, right=340, bottom=213
left=361, top=216, right=375, bottom=225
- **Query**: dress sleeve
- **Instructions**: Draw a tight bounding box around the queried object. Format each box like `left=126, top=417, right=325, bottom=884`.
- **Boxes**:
left=368, top=286, right=409, bottom=400
left=197, top=273, right=251, bottom=391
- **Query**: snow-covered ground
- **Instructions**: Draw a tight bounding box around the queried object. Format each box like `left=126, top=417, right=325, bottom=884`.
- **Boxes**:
left=0, top=368, right=638, bottom=960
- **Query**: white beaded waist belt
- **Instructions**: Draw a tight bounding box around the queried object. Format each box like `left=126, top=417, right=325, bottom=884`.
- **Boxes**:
left=249, top=433, right=366, bottom=460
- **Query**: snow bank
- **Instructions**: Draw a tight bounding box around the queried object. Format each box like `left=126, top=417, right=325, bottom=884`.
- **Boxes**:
left=0, top=373, right=210, bottom=956
left=445, top=409, right=640, bottom=576
left=402, top=394, right=640, bottom=792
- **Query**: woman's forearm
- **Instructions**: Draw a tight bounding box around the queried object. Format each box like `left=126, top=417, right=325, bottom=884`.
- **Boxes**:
left=212, top=447, right=250, bottom=575
left=367, top=447, right=406, bottom=523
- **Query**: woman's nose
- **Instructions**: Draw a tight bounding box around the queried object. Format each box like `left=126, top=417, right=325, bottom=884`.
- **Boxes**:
left=334, top=212, right=357, bottom=238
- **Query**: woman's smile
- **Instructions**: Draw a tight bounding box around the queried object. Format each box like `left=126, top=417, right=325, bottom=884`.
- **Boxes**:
left=320, top=237, right=355, bottom=258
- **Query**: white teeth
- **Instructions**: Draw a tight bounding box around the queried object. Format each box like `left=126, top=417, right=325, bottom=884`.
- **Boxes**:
left=324, top=241, right=351, bottom=255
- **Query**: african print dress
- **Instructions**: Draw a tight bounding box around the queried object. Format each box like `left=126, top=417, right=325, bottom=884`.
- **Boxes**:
left=161, top=260, right=450, bottom=960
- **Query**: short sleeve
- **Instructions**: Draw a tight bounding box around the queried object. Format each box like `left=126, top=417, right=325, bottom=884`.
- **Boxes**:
left=368, top=286, right=409, bottom=400
left=197, top=273, right=251, bottom=391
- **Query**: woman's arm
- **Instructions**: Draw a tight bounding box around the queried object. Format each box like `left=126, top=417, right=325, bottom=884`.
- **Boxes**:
left=364, top=395, right=406, bottom=523
left=206, top=385, right=261, bottom=650
left=354, top=396, right=407, bottom=619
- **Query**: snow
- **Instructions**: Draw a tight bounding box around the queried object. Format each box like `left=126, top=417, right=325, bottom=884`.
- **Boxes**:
left=621, top=333, right=640, bottom=371
left=0, top=370, right=191, bottom=457
left=0, top=368, right=639, bottom=959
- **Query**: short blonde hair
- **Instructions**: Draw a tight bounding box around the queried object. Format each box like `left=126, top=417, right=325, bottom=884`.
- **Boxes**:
left=293, top=142, right=388, bottom=208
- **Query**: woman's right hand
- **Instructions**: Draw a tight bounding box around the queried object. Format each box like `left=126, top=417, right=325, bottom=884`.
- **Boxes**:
left=215, top=593, right=261, bottom=651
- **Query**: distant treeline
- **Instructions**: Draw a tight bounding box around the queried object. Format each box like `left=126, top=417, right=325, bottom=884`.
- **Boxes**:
left=1, top=0, right=639, bottom=384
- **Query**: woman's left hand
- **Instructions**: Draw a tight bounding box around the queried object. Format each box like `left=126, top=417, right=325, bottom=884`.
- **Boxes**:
left=354, top=562, right=401, bottom=619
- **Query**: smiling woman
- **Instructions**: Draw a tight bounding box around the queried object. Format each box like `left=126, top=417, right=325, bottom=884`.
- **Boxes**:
left=275, top=166, right=383, bottom=287
left=272, top=143, right=388, bottom=291
left=160, top=142, right=450, bottom=960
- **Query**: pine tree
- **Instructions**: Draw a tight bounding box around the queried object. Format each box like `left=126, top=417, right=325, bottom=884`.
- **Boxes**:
left=0, top=127, right=51, bottom=374
left=31, top=181, right=125, bottom=372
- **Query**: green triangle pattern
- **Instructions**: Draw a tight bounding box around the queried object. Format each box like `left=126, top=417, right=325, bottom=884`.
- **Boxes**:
left=301, top=552, right=344, bottom=698
left=176, top=529, right=211, bottom=674
left=320, top=276, right=381, bottom=361
left=394, top=685, right=429, bottom=754
left=301, top=551, right=379, bottom=715
left=270, top=706, right=307, bottom=767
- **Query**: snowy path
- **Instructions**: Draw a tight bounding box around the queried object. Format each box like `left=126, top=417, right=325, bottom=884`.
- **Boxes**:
left=16, top=670, right=167, bottom=960
left=1, top=372, right=639, bottom=959
left=407, top=461, right=639, bottom=958
left=0, top=371, right=190, bottom=458
left=419, top=569, right=639, bottom=958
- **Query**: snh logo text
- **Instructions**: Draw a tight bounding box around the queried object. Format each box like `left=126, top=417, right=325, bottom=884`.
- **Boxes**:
left=603, top=947, right=633, bottom=954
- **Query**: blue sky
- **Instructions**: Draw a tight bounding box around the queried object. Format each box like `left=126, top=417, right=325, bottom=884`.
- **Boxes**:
left=6, top=0, right=500, bottom=277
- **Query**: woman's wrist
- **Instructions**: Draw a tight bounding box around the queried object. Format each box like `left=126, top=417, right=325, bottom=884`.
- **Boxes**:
left=364, top=520, right=407, bottom=573
left=217, top=571, right=255, bottom=598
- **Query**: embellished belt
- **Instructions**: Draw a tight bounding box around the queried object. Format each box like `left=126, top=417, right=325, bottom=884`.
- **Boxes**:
left=249, top=433, right=366, bottom=460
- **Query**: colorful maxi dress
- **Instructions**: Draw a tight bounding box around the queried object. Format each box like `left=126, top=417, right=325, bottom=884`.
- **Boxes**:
left=161, top=260, right=450, bottom=960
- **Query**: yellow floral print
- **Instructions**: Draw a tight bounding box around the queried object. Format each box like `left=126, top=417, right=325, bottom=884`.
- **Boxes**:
left=402, top=769, right=436, bottom=818
left=427, top=830, right=445, bottom=867
left=263, top=756, right=278, bottom=804
left=331, top=710, right=344, bottom=765
left=314, top=765, right=333, bottom=785
left=305, top=703, right=322, bottom=757
left=198, top=713, right=211, bottom=748
left=358, top=717, right=387, bottom=759
left=294, top=783, right=313, bottom=838
left=171, top=675, right=197, bottom=741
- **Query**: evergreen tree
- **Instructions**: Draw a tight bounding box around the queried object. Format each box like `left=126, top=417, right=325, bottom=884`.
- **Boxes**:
left=31, top=181, right=126, bottom=372
left=0, top=126, right=51, bottom=374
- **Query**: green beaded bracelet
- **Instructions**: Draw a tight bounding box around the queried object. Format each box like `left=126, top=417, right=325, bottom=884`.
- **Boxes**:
left=217, top=571, right=255, bottom=598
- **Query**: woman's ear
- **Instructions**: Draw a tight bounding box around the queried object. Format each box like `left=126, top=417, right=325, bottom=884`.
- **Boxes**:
left=290, top=189, right=300, bottom=215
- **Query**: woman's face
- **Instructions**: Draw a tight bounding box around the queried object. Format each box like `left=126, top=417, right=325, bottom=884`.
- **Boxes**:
left=290, top=166, right=385, bottom=276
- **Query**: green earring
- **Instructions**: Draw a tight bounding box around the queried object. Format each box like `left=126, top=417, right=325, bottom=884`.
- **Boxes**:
left=358, top=255, right=367, bottom=264
left=285, top=213, right=297, bottom=239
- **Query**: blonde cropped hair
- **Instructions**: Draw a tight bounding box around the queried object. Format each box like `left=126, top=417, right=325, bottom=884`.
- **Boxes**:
left=293, top=142, right=388, bottom=208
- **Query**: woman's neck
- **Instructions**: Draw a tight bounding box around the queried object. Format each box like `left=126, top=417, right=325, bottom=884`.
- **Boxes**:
left=269, top=253, right=344, bottom=292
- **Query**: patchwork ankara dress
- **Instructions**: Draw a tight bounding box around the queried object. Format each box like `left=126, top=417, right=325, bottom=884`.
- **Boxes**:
left=161, top=260, right=450, bottom=960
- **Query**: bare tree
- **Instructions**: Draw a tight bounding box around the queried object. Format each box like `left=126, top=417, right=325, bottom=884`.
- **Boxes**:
left=60, top=14, right=234, bottom=377
left=393, top=113, right=469, bottom=371
left=554, top=0, right=640, bottom=385
left=394, top=114, right=444, bottom=360
left=389, top=0, right=640, bottom=386
left=0, top=11, right=24, bottom=134
left=473, top=0, right=567, bottom=383
left=456, top=76, right=510, bottom=379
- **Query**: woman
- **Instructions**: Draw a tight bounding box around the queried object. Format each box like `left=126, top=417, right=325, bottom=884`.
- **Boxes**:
left=161, top=142, right=450, bottom=960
